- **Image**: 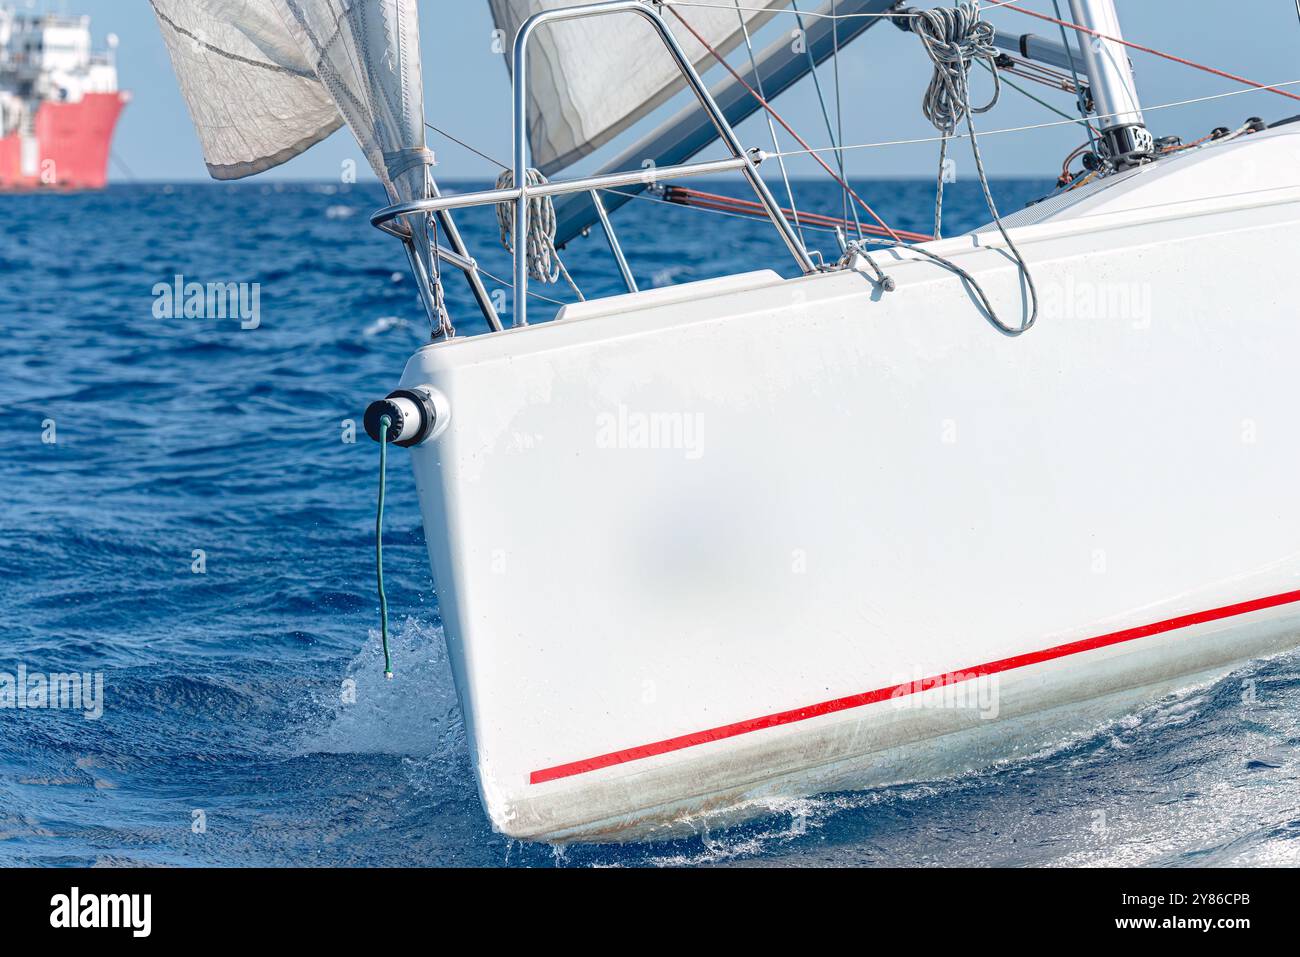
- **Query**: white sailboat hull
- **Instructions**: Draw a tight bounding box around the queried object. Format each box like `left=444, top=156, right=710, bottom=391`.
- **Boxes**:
left=399, top=127, right=1300, bottom=842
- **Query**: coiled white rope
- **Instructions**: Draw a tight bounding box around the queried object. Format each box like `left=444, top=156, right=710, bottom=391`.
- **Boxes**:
left=495, top=168, right=583, bottom=299
left=909, top=1, right=1038, bottom=337
left=915, top=2, right=999, bottom=239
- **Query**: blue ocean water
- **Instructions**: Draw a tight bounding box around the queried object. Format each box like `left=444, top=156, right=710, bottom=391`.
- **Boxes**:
left=1, top=178, right=1298, bottom=867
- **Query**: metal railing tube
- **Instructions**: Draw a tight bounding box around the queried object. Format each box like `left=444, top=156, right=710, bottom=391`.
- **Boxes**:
left=591, top=189, right=638, bottom=294
left=508, top=0, right=816, bottom=326
left=369, top=156, right=752, bottom=227
left=370, top=0, right=818, bottom=330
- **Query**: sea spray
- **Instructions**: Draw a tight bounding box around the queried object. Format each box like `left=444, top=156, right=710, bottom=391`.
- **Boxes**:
left=301, top=617, right=460, bottom=757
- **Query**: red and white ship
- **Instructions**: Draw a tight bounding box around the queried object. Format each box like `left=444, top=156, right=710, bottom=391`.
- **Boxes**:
left=0, top=6, right=127, bottom=191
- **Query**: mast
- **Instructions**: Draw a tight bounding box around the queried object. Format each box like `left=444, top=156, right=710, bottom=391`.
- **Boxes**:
left=1068, top=0, right=1152, bottom=168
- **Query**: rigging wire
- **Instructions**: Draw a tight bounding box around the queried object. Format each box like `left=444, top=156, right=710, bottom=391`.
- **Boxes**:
left=419, top=111, right=898, bottom=262
left=605, top=184, right=893, bottom=239
left=666, top=4, right=904, bottom=242
left=417, top=126, right=580, bottom=310
left=476, top=265, right=575, bottom=308
left=828, top=0, right=864, bottom=237
left=415, top=71, right=1300, bottom=263
left=792, top=0, right=864, bottom=240
left=429, top=4, right=1297, bottom=198
left=423, top=7, right=1300, bottom=203
left=673, top=0, right=1300, bottom=106
left=423, top=169, right=455, bottom=339
left=975, top=58, right=1095, bottom=135
left=1051, top=0, right=1097, bottom=154
left=731, top=0, right=808, bottom=246
left=109, top=151, right=138, bottom=182
left=661, top=0, right=1029, bottom=21
left=763, top=77, right=1300, bottom=159
left=995, top=54, right=1083, bottom=96
left=1000, top=2, right=1300, bottom=104
left=412, top=0, right=1299, bottom=325
left=663, top=185, right=933, bottom=241
left=426, top=121, right=509, bottom=170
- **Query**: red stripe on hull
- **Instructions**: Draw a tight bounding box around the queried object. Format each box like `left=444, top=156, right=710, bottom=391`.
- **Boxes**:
left=0, top=92, right=127, bottom=191
left=529, top=588, right=1300, bottom=784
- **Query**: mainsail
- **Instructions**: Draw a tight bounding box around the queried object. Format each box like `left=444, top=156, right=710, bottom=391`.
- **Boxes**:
left=488, top=0, right=790, bottom=174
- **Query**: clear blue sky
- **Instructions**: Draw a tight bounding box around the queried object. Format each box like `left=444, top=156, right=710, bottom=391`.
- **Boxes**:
left=64, top=0, right=1300, bottom=182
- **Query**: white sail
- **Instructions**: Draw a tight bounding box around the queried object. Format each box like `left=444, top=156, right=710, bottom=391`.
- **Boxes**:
left=488, top=0, right=789, bottom=174
left=273, top=0, right=432, bottom=206
left=151, top=0, right=431, bottom=206
left=150, top=0, right=343, bottom=180
left=153, top=0, right=446, bottom=334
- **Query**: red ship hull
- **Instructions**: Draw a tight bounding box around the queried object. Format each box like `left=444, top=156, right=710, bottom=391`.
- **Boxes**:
left=0, top=92, right=127, bottom=191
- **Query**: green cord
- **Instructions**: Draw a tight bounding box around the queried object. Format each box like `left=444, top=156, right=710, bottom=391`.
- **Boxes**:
left=376, top=414, right=393, bottom=679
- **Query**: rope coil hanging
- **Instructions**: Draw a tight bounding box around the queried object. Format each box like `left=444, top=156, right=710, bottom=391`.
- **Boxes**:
left=913, top=2, right=1000, bottom=239
left=495, top=168, right=583, bottom=299
left=907, top=1, right=1039, bottom=337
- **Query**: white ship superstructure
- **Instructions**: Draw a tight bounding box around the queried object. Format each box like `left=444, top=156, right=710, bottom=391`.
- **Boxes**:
left=0, top=6, right=125, bottom=189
